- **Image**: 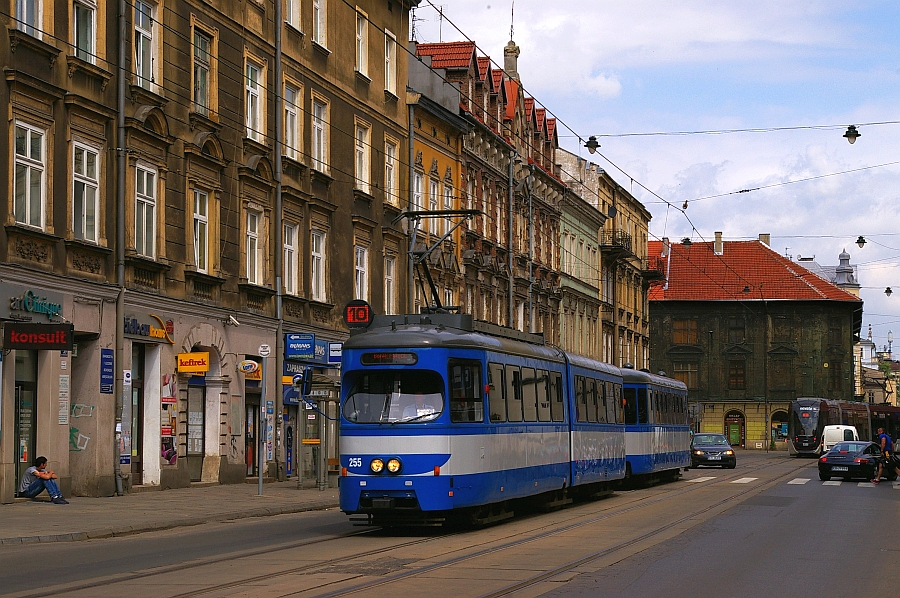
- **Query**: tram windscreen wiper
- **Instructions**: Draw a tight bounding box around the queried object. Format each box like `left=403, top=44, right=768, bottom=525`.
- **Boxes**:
left=392, top=412, right=435, bottom=424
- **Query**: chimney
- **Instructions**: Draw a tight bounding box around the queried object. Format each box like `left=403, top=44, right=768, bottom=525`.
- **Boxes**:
left=714, top=231, right=723, bottom=255
left=661, top=237, right=670, bottom=257
left=504, top=39, right=520, bottom=80
left=759, top=233, right=770, bottom=246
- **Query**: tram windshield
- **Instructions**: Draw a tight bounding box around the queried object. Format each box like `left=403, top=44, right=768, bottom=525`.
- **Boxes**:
left=790, top=406, right=819, bottom=436
left=343, top=370, right=444, bottom=423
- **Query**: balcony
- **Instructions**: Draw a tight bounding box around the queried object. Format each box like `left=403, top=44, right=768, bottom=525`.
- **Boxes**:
left=642, top=255, right=666, bottom=282
left=600, top=230, right=636, bottom=260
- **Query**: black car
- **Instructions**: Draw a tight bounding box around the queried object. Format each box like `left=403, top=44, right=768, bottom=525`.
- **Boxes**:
left=690, top=434, right=736, bottom=468
left=818, top=441, right=884, bottom=481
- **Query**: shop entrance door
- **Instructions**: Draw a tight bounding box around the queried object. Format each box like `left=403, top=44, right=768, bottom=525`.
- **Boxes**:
left=131, top=344, right=145, bottom=486
left=301, top=404, right=320, bottom=484
left=725, top=410, right=745, bottom=447
left=245, top=397, right=259, bottom=476
left=14, top=350, right=38, bottom=490
left=186, top=383, right=205, bottom=481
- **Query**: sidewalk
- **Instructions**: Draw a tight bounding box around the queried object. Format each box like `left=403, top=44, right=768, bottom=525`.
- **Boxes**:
left=0, top=482, right=340, bottom=545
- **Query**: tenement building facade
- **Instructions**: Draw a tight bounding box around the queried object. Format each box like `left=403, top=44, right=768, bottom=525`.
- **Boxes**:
left=0, top=0, right=417, bottom=501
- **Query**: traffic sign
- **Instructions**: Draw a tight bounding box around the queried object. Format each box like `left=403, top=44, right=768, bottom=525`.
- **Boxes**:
left=258, top=344, right=271, bottom=357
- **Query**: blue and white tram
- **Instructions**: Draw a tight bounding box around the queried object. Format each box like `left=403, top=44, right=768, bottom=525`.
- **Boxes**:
left=621, top=368, right=691, bottom=479
left=337, top=307, right=688, bottom=524
left=339, top=312, right=576, bottom=523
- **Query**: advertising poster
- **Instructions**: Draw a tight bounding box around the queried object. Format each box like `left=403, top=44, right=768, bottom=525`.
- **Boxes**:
left=160, top=373, right=177, bottom=464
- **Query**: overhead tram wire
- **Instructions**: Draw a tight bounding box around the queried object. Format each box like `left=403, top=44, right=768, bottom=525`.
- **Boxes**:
left=561, top=120, right=900, bottom=139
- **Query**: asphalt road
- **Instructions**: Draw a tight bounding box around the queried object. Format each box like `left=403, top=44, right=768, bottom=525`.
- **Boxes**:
left=544, top=458, right=900, bottom=598
left=1, top=453, right=896, bottom=598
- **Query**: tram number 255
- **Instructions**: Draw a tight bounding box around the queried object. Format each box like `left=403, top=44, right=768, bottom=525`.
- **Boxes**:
left=348, top=457, right=362, bottom=468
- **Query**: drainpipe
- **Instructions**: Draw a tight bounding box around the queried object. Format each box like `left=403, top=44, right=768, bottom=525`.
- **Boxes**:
left=507, top=151, right=514, bottom=326
left=527, top=164, right=534, bottom=333
left=274, top=0, right=285, bottom=482
left=114, top=0, right=127, bottom=496
left=407, top=99, right=417, bottom=313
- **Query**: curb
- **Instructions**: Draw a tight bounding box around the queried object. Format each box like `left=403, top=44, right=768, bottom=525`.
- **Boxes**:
left=0, top=500, right=341, bottom=545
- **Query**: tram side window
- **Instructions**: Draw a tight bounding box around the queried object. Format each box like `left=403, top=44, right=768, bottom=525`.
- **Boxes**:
left=605, top=382, right=616, bottom=424
left=586, top=378, right=598, bottom=423
left=638, top=388, right=649, bottom=424
left=488, top=363, right=506, bottom=423
left=506, top=364, right=524, bottom=422
left=536, top=369, right=551, bottom=422
left=615, top=384, right=623, bottom=423
left=575, top=376, right=587, bottom=422
left=623, top=387, right=637, bottom=425
left=522, top=367, right=538, bottom=422
left=550, top=371, right=564, bottom=422
left=596, top=379, right=607, bottom=423
left=449, top=361, right=484, bottom=423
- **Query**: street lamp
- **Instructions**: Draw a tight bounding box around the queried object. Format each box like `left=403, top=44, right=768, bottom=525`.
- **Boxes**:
left=584, top=135, right=600, bottom=154
left=889, top=331, right=893, bottom=360
left=856, top=236, right=866, bottom=249
left=886, top=287, right=893, bottom=297
left=843, top=125, right=861, bottom=144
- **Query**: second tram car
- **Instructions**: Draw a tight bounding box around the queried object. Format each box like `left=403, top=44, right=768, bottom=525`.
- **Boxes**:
left=621, top=368, right=691, bottom=478
left=338, top=308, right=689, bottom=525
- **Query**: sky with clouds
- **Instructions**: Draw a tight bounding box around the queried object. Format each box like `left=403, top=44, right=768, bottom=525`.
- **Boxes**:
left=412, top=0, right=900, bottom=350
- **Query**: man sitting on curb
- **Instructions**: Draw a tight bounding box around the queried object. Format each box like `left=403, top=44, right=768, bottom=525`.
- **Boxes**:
left=18, top=456, right=69, bottom=504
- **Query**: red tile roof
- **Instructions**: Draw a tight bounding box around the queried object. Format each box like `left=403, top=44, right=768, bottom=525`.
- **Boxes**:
left=477, top=57, right=491, bottom=84
left=535, top=107, right=546, bottom=135
left=504, top=80, right=518, bottom=120
left=525, top=97, right=535, bottom=123
left=546, top=118, right=557, bottom=140
left=492, top=69, right=504, bottom=94
left=648, top=240, right=862, bottom=303
left=416, top=41, right=477, bottom=70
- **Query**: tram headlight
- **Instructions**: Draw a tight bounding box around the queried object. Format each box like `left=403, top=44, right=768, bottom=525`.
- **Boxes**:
left=386, top=458, right=402, bottom=473
left=370, top=458, right=384, bottom=473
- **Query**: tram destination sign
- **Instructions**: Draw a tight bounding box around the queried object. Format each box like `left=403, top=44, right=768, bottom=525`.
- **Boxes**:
left=3, top=323, right=74, bottom=351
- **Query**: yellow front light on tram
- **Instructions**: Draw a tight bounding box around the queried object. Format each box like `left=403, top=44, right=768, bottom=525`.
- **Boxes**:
left=370, top=458, right=384, bottom=473
left=386, top=458, right=402, bottom=473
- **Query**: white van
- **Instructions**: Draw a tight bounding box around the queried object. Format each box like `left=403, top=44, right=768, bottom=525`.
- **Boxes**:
left=822, top=425, right=859, bottom=452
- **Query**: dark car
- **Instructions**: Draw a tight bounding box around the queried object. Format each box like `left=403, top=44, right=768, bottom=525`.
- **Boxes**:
left=818, top=441, right=883, bottom=481
left=690, top=434, right=736, bottom=468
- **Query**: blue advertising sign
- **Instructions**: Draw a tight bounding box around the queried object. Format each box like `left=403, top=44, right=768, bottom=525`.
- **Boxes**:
left=313, top=339, right=328, bottom=364
left=285, top=333, right=315, bottom=360
left=100, top=348, right=114, bottom=394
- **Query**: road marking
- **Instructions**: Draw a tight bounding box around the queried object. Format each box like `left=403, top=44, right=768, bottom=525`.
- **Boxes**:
left=787, top=478, right=810, bottom=485
left=686, top=476, right=716, bottom=483
left=858, top=482, right=876, bottom=487
left=822, top=481, right=842, bottom=486
left=731, top=477, right=758, bottom=484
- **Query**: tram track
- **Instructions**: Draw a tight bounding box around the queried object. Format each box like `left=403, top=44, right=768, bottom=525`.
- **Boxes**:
left=185, top=458, right=811, bottom=597
left=305, top=457, right=812, bottom=598
left=8, top=457, right=814, bottom=598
